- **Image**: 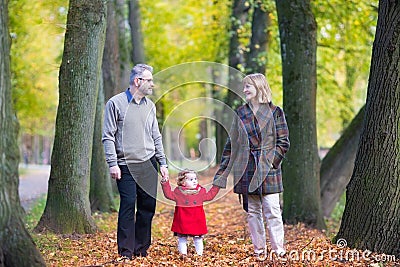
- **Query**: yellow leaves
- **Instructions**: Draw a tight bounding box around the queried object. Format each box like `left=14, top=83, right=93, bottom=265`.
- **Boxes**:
left=9, top=0, right=64, bottom=136
left=141, top=0, right=230, bottom=70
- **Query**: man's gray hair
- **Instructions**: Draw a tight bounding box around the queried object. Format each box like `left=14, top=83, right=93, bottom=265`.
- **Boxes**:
left=129, top=64, right=153, bottom=85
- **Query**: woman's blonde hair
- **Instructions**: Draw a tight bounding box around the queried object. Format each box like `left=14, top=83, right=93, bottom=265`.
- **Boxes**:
left=177, top=169, right=196, bottom=186
left=242, top=73, right=272, bottom=104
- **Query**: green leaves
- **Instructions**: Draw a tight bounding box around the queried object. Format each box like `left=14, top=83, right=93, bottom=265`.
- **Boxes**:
left=9, top=0, right=67, bottom=136
left=314, top=0, right=378, bottom=146
left=8, top=0, right=379, bottom=147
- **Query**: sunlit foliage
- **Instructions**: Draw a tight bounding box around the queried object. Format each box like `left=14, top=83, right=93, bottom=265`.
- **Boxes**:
left=313, top=0, right=378, bottom=146
left=141, top=0, right=231, bottom=154
left=9, top=0, right=67, bottom=136
left=8, top=0, right=378, bottom=148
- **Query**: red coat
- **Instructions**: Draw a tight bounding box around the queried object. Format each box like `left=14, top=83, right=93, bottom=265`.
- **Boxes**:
left=161, top=181, right=219, bottom=236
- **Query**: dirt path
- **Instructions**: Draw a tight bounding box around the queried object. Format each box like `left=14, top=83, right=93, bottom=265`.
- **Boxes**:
left=19, top=164, right=50, bottom=211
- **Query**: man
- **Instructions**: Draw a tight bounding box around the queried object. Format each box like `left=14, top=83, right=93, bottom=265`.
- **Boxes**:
left=102, top=64, right=169, bottom=259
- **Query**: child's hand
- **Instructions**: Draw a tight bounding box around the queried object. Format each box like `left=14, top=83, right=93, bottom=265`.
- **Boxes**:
left=160, top=175, right=169, bottom=184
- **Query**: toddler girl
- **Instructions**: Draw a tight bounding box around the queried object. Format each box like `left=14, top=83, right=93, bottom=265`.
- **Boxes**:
left=160, top=169, right=220, bottom=256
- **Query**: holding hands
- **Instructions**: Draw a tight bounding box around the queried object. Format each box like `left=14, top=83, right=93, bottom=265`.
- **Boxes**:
left=160, top=165, right=169, bottom=183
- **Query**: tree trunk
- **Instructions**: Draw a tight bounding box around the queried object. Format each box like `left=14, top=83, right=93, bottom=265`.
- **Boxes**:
left=128, top=0, right=145, bottom=64
left=90, top=76, right=116, bottom=212
left=103, top=0, right=129, bottom=195
left=35, top=0, right=107, bottom=234
left=320, top=106, right=364, bottom=217
left=103, top=0, right=121, bottom=101
left=0, top=0, right=45, bottom=265
left=216, top=0, right=250, bottom=161
left=336, top=0, right=400, bottom=257
left=276, top=0, right=325, bottom=229
left=116, top=0, right=131, bottom=91
left=245, top=3, right=270, bottom=74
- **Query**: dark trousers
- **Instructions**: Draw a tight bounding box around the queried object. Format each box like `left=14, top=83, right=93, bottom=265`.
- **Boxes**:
left=117, top=157, right=158, bottom=257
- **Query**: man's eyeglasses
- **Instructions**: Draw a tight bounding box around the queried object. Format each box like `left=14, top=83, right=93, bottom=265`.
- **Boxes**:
left=138, top=77, right=153, bottom=83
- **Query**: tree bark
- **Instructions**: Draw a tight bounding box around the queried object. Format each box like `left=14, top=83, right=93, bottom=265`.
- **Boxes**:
left=103, top=0, right=130, bottom=195
left=90, top=76, right=116, bottom=212
left=103, top=0, right=121, bottom=101
left=216, top=0, right=250, bottom=161
left=128, top=0, right=145, bottom=64
left=320, top=106, right=364, bottom=217
left=0, top=0, right=45, bottom=265
left=35, top=0, right=107, bottom=234
left=336, top=0, right=400, bottom=257
left=245, top=2, right=270, bottom=74
left=276, top=0, right=325, bottom=229
left=116, top=0, right=132, bottom=90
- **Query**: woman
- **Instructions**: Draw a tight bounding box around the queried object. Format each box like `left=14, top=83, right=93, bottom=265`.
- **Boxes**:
left=213, top=73, right=290, bottom=257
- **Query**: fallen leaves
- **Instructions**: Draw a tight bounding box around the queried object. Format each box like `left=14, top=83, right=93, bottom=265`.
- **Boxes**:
left=33, top=172, right=399, bottom=267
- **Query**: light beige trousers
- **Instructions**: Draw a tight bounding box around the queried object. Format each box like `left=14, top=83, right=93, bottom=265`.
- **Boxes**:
left=247, top=194, right=285, bottom=255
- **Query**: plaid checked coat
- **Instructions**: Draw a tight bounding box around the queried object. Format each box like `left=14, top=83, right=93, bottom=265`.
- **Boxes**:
left=213, top=102, right=290, bottom=210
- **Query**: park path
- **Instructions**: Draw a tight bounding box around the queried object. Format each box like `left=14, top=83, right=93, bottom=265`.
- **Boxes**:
left=18, top=164, right=50, bottom=211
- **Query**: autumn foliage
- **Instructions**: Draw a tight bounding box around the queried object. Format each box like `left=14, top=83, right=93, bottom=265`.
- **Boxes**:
left=34, top=170, right=399, bottom=267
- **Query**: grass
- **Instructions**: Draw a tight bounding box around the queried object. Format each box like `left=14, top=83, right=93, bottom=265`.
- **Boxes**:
left=24, top=194, right=47, bottom=231
left=331, top=192, right=346, bottom=222
left=19, top=167, right=28, bottom=176
left=24, top=194, right=121, bottom=230
left=325, top=192, right=346, bottom=239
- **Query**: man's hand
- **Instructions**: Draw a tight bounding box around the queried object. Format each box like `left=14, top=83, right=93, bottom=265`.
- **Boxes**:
left=110, top=165, right=121, bottom=180
left=160, top=166, right=169, bottom=180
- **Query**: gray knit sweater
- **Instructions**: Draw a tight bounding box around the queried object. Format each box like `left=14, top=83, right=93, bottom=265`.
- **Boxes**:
left=102, top=90, right=166, bottom=167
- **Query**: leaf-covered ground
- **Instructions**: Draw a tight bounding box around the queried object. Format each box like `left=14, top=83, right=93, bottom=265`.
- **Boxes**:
left=33, top=170, right=399, bottom=267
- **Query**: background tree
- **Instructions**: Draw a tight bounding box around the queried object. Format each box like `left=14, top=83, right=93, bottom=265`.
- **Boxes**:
left=141, top=0, right=230, bottom=159
left=217, top=0, right=273, bottom=159
left=35, top=0, right=107, bottom=233
left=116, top=0, right=131, bottom=90
left=129, top=0, right=145, bottom=63
left=89, top=0, right=122, bottom=205
left=314, top=1, right=378, bottom=148
left=244, top=1, right=270, bottom=74
left=102, top=0, right=122, bottom=101
left=315, top=1, right=378, bottom=217
left=90, top=75, right=116, bottom=212
left=216, top=0, right=250, bottom=160
left=276, top=0, right=325, bottom=228
left=101, top=0, right=132, bottom=102
left=336, top=0, right=400, bottom=257
left=320, top=106, right=364, bottom=216
left=0, top=0, right=45, bottom=265
left=8, top=0, right=67, bottom=164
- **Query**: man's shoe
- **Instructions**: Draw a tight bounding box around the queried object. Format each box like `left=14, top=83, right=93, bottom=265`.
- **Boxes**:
left=117, top=255, right=131, bottom=262
left=134, top=252, right=148, bottom=257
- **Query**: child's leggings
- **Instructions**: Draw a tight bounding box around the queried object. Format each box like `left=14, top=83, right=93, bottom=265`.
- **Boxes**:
left=178, top=236, right=203, bottom=255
